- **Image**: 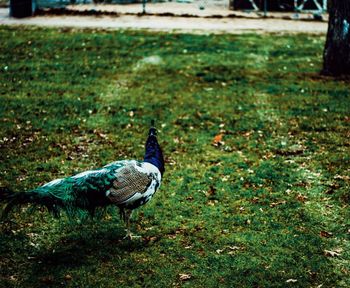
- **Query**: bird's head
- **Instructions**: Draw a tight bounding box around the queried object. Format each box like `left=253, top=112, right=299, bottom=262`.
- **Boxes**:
left=148, top=120, right=157, bottom=137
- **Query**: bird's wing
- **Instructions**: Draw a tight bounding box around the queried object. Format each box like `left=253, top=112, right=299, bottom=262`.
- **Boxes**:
left=107, top=164, right=152, bottom=205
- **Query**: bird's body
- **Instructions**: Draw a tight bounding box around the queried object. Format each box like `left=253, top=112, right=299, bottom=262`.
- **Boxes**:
left=0, top=123, right=164, bottom=239
left=28, top=160, right=161, bottom=216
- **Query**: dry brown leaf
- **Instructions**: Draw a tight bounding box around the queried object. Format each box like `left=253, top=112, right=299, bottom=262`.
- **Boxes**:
left=40, top=276, right=54, bottom=284
left=324, top=248, right=342, bottom=257
left=9, top=275, right=17, bottom=281
left=270, top=200, right=286, bottom=208
left=251, top=197, right=260, bottom=203
left=207, top=200, right=217, bottom=206
left=296, top=194, right=308, bottom=203
left=212, top=133, right=224, bottom=146
left=334, top=174, right=350, bottom=181
left=206, top=185, right=216, bottom=197
left=320, top=231, right=333, bottom=238
left=64, top=274, right=72, bottom=281
left=143, top=235, right=158, bottom=244
left=228, top=246, right=241, bottom=251
left=243, top=131, right=252, bottom=137
left=179, top=273, right=191, bottom=281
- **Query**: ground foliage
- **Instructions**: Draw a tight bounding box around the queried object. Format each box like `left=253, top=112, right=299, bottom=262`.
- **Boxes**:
left=0, top=26, right=349, bottom=287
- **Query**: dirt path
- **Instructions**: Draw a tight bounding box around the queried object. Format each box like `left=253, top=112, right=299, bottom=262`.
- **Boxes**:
left=0, top=8, right=327, bottom=34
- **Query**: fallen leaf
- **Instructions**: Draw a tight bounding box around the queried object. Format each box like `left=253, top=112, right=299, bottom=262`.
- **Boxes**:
left=296, top=194, right=308, bottom=203
left=179, top=273, right=191, bottom=281
left=320, top=231, right=333, bottom=238
left=206, top=185, right=216, bottom=197
left=270, top=200, right=286, bottom=208
left=40, top=276, right=54, bottom=284
left=95, top=131, right=108, bottom=139
left=207, top=200, right=216, bottom=206
left=334, top=174, right=350, bottom=181
left=228, top=246, right=241, bottom=251
left=243, top=131, right=252, bottom=137
left=251, top=197, right=260, bottom=203
left=324, top=249, right=342, bottom=257
left=212, top=133, right=224, bottom=146
left=64, top=274, right=72, bottom=281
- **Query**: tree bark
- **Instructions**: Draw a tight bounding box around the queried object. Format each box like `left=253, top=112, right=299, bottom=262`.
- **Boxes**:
left=322, top=1, right=350, bottom=76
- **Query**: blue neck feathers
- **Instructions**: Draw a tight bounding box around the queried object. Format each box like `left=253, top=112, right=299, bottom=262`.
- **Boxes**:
left=144, top=129, right=165, bottom=176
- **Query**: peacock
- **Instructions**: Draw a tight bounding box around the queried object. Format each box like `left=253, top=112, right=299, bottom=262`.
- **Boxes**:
left=0, top=121, right=164, bottom=239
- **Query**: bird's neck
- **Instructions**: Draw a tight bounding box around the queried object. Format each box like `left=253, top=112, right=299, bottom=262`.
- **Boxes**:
left=144, top=135, right=164, bottom=176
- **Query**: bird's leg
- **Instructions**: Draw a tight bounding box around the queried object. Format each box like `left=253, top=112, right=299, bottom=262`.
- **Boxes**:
left=123, top=209, right=141, bottom=240
left=124, top=209, right=132, bottom=239
left=119, top=207, right=126, bottom=222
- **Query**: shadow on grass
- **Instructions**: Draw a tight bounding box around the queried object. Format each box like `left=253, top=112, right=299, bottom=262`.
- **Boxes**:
left=0, top=218, right=151, bottom=287
left=32, top=227, right=148, bottom=286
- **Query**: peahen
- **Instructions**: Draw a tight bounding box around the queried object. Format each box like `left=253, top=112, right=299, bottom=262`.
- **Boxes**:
left=0, top=121, right=164, bottom=239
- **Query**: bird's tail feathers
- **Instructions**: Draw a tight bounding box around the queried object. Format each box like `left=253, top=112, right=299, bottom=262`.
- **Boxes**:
left=0, top=187, right=60, bottom=220
left=0, top=187, right=13, bottom=202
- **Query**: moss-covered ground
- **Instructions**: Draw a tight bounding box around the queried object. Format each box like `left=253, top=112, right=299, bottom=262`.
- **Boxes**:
left=0, top=26, right=349, bottom=287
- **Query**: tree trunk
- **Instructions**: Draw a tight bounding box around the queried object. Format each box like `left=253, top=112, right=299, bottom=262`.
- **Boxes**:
left=322, top=1, right=350, bottom=76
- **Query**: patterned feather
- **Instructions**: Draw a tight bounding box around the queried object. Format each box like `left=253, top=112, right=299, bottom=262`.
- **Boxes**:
left=107, top=164, right=152, bottom=204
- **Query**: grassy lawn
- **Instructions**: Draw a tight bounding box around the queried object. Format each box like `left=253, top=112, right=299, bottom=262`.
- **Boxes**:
left=0, top=26, right=349, bottom=287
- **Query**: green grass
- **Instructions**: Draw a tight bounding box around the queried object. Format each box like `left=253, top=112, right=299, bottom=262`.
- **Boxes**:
left=0, top=26, right=349, bottom=287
